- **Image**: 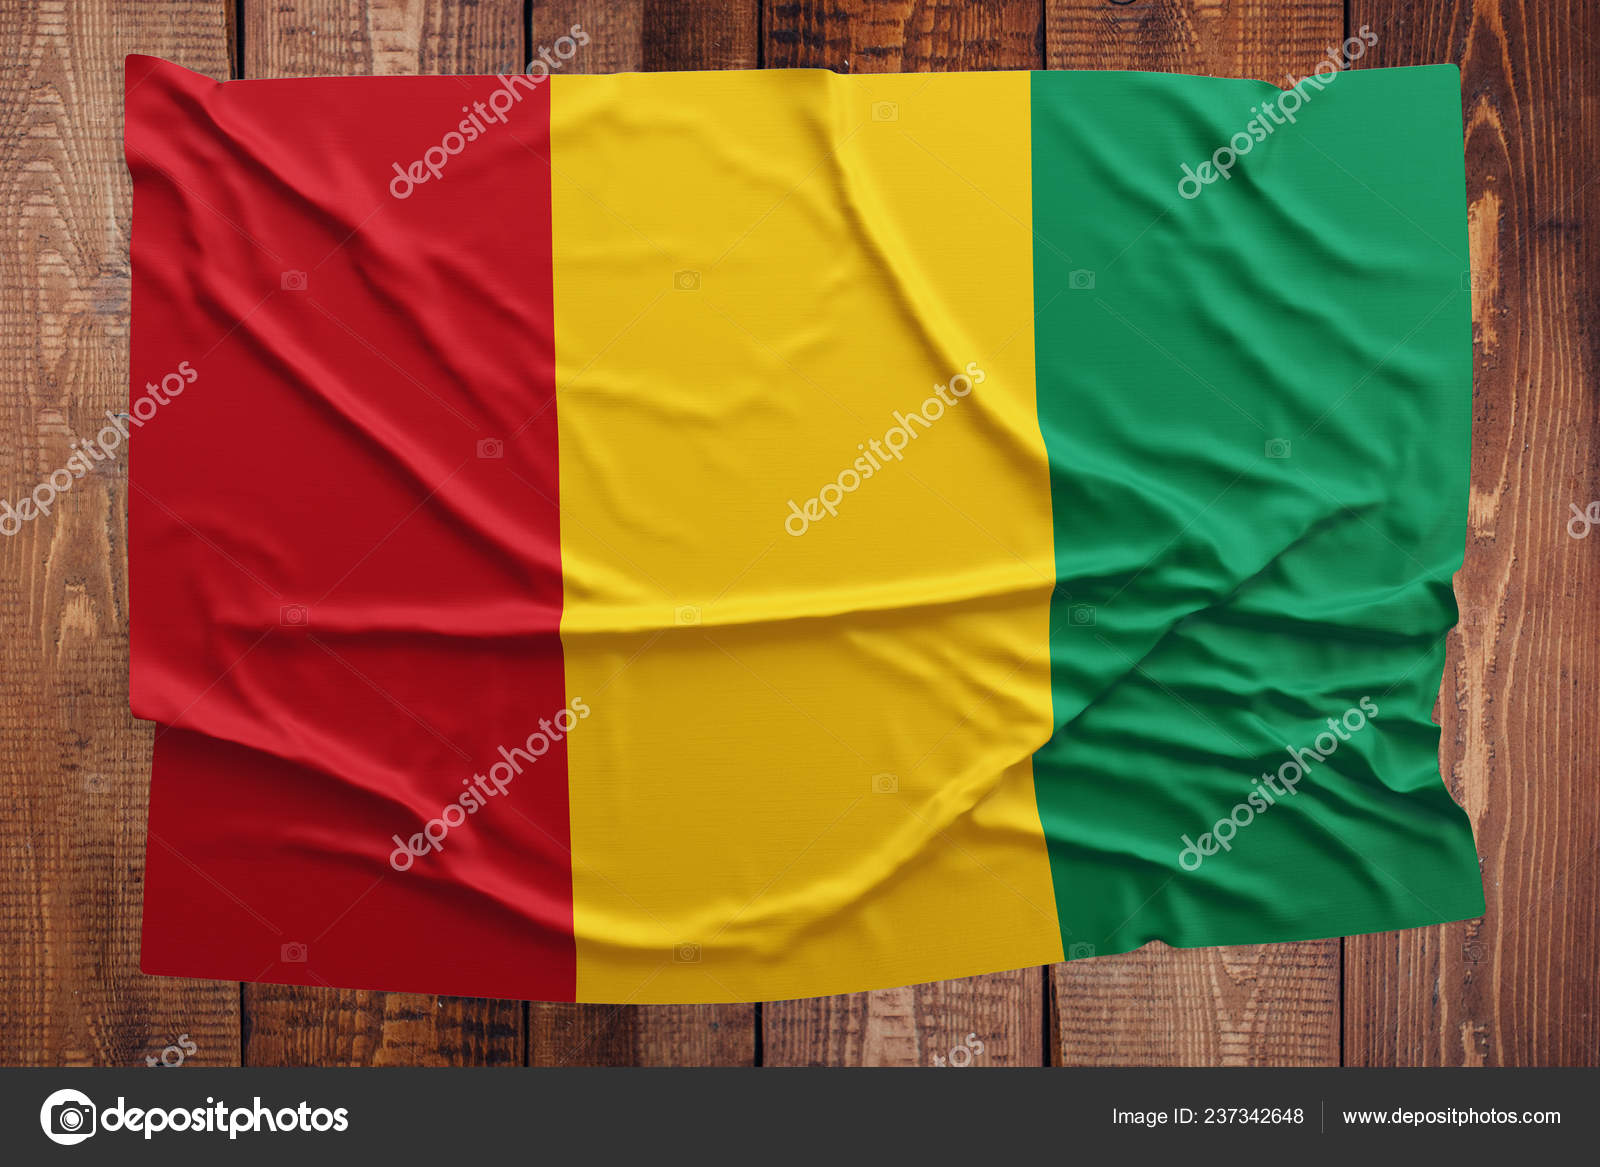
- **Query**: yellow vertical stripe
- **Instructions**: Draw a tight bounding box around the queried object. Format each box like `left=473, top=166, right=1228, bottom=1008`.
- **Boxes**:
left=551, top=69, right=1061, bottom=1003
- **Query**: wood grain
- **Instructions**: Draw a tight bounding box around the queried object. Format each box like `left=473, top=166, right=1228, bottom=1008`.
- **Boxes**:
left=766, top=0, right=1041, bottom=71
left=1344, top=0, right=1600, bottom=1067
left=530, top=2, right=646, bottom=74
left=1043, top=0, right=1347, bottom=1067
left=0, top=0, right=238, bottom=1067
left=530, top=1002, right=756, bottom=1067
left=1052, top=945, right=1339, bottom=1066
left=765, top=969, right=1043, bottom=1067
left=235, top=0, right=527, bottom=1066
left=242, top=0, right=521, bottom=77
left=1047, top=0, right=1345, bottom=83
left=243, top=990, right=522, bottom=1066
left=531, top=2, right=757, bottom=72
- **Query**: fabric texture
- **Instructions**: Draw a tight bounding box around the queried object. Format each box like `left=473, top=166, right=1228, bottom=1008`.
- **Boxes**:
left=127, top=56, right=1483, bottom=1003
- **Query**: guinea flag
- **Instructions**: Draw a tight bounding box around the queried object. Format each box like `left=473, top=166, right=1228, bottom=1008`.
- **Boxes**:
left=127, top=56, right=1483, bottom=1003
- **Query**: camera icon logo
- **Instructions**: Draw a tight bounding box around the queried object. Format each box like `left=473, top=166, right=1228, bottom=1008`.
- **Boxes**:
left=1265, top=438, right=1292, bottom=459
left=674, top=942, right=702, bottom=963
left=872, top=101, right=899, bottom=122
left=280, top=941, right=309, bottom=963
left=40, top=1088, right=97, bottom=1145
left=674, top=270, right=701, bottom=291
left=279, top=603, right=309, bottom=627
left=1068, top=269, right=1096, bottom=290
left=871, top=772, right=899, bottom=794
left=1067, top=942, right=1097, bottom=959
left=281, top=270, right=308, bottom=292
left=675, top=605, right=702, bottom=626
left=476, top=437, right=504, bottom=459
left=1068, top=604, right=1096, bottom=627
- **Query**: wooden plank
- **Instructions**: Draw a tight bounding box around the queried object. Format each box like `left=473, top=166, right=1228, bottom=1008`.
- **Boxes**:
left=243, top=991, right=521, bottom=1066
left=754, top=0, right=1048, bottom=1067
left=521, top=0, right=760, bottom=1068
left=1052, top=945, right=1339, bottom=1066
left=1044, top=0, right=1346, bottom=1067
left=243, top=0, right=521, bottom=77
left=235, top=0, right=526, bottom=1067
left=530, top=1002, right=756, bottom=1067
left=765, top=0, right=1041, bottom=71
left=0, top=0, right=238, bottom=1066
left=1047, top=0, right=1345, bottom=83
left=1344, top=0, right=1600, bottom=1066
left=530, top=2, right=645, bottom=74
left=531, top=2, right=757, bottom=73
left=765, top=970, right=1043, bottom=1067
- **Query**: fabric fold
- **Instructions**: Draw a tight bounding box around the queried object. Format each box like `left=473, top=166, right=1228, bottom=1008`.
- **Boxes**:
left=128, top=57, right=1482, bottom=1004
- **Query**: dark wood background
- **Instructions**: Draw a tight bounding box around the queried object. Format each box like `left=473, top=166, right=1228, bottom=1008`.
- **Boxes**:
left=1, top=0, right=1594, bottom=1067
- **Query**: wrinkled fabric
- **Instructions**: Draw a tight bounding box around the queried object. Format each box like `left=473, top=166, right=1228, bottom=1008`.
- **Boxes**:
left=127, top=57, right=1482, bottom=1003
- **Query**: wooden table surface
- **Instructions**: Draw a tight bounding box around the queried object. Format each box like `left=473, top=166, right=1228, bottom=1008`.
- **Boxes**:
left=1, top=0, right=1594, bottom=1068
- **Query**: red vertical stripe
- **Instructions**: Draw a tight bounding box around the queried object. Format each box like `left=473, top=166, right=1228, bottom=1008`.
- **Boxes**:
left=129, top=57, right=575, bottom=999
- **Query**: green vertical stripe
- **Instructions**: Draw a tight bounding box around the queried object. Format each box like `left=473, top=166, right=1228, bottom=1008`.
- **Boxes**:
left=1026, top=66, right=1484, bottom=959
